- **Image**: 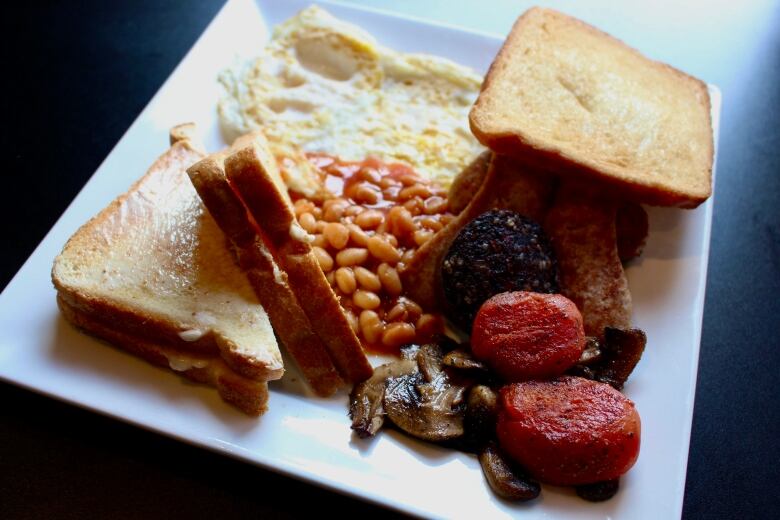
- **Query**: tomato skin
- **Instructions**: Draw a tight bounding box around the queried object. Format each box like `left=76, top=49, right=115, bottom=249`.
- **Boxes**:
left=496, top=377, right=641, bottom=486
left=471, top=291, right=585, bottom=381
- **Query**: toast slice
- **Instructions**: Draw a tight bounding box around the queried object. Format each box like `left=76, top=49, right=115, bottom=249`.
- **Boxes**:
left=402, top=154, right=555, bottom=311
left=57, top=295, right=269, bottom=413
left=224, top=139, right=373, bottom=384
left=187, top=153, right=344, bottom=396
left=52, top=126, right=283, bottom=414
left=470, top=7, right=713, bottom=208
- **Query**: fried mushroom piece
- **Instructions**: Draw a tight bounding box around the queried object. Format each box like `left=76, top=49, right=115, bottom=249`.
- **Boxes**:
left=576, top=479, right=620, bottom=502
left=442, top=209, right=559, bottom=331
left=349, top=358, right=418, bottom=438
left=568, top=328, right=646, bottom=390
left=479, top=444, right=541, bottom=501
left=462, top=385, right=498, bottom=451
left=384, top=343, right=470, bottom=442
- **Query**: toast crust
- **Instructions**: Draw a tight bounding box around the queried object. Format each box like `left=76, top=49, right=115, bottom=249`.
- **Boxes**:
left=225, top=144, right=373, bottom=383
left=470, top=7, right=713, bottom=208
left=58, top=295, right=269, bottom=415
left=187, top=156, right=344, bottom=396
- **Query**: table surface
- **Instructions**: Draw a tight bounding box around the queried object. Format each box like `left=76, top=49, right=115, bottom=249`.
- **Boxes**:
left=2, top=1, right=778, bottom=518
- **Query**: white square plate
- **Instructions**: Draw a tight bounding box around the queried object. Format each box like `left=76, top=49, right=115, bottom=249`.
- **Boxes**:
left=0, top=0, right=719, bottom=518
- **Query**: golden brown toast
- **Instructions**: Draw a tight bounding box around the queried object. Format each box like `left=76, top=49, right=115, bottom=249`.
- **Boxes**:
left=187, top=154, right=345, bottom=396
left=402, top=154, right=555, bottom=310
left=470, top=7, right=713, bottom=208
left=57, top=295, right=269, bottom=414
left=52, top=128, right=283, bottom=414
left=224, top=139, right=373, bottom=384
left=544, top=182, right=632, bottom=337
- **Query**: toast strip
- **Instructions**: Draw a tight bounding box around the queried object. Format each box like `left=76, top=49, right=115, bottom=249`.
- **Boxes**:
left=544, top=182, right=632, bottom=337
left=188, top=157, right=344, bottom=396
left=403, top=154, right=555, bottom=310
left=58, top=295, right=269, bottom=415
left=225, top=144, right=373, bottom=383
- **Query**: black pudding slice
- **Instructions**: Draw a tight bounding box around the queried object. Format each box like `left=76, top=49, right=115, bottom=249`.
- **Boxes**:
left=441, top=209, right=559, bottom=331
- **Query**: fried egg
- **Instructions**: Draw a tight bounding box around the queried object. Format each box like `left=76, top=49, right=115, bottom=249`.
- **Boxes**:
left=218, top=6, right=484, bottom=194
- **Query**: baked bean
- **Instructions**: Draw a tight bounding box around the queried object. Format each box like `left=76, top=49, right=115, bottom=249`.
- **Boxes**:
left=335, top=267, right=357, bottom=294
left=423, top=196, right=447, bottom=215
left=311, top=234, right=328, bottom=248
left=323, top=199, right=348, bottom=222
left=382, top=186, right=401, bottom=201
left=359, top=310, right=384, bottom=344
left=358, top=167, right=382, bottom=184
left=377, top=263, right=402, bottom=296
left=403, top=197, right=423, bottom=216
left=379, top=177, right=401, bottom=189
left=354, top=290, right=381, bottom=310
left=315, top=220, right=326, bottom=233
left=401, top=249, right=416, bottom=264
left=386, top=234, right=399, bottom=247
left=399, top=173, right=423, bottom=186
left=345, top=309, right=359, bottom=334
left=299, top=212, right=317, bottom=233
left=413, top=229, right=434, bottom=246
left=375, top=219, right=388, bottom=235
left=382, top=322, right=416, bottom=349
left=386, top=303, right=408, bottom=322
left=419, top=216, right=443, bottom=232
left=336, top=247, right=369, bottom=267
left=312, top=246, right=334, bottom=271
left=404, top=299, right=423, bottom=322
left=352, top=183, right=379, bottom=205
left=399, top=184, right=432, bottom=201
left=325, top=270, right=336, bottom=287
left=344, top=205, right=363, bottom=217
left=355, top=209, right=384, bottom=230
left=354, top=267, right=382, bottom=291
left=347, top=224, right=369, bottom=247
left=367, top=236, right=402, bottom=264
left=387, top=206, right=416, bottom=236
left=416, top=313, right=441, bottom=337
left=294, top=199, right=315, bottom=217
left=324, top=222, right=349, bottom=249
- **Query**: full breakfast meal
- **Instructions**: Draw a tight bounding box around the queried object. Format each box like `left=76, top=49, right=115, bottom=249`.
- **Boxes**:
left=51, top=5, right=713, bottom=504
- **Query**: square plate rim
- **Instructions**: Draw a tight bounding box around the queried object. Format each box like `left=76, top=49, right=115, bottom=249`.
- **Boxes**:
left=0, top=0, right=721, bottom=517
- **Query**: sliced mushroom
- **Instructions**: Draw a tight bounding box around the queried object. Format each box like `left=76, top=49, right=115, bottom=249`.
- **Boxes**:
left=383, top=342, right=470, bottom=442
left=417, top=343, right=445, bottom=382
left=349, top=359, right=417, bottom=438
left=576, top=479, right=620, bottom=502
left=567, top=328, right=646, bottom=390
left=479, top=444, right=540, bottom=501
left=597, top=328, right=646, bottom=390
left=578, top=336, right=602, bottom=365
left=442, top=349, right=489, bottom=372
left=400, top=343, right=421, bottom=360
left=463, top=385, right=498, bottom=451
left=384, top=372, right=467, bottom=442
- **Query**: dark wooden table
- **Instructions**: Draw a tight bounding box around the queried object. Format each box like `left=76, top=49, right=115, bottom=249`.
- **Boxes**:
left=2, top=1, right=778, bottom=518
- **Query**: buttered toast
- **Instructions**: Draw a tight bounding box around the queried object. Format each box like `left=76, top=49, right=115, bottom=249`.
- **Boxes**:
left=223, top=141, right=373, bottom=384
left=187, top=150, right=345, bottom=396
left=52, top=126, right=283, bottom=414
left=470, top=7, right=713, bottom=208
